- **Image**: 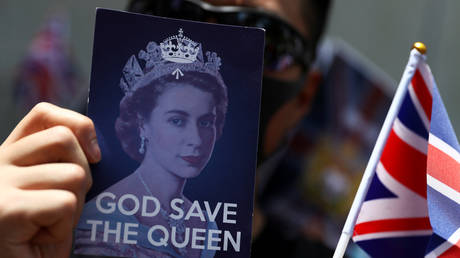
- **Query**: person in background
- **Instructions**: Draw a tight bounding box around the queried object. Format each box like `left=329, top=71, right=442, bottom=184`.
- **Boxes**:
left=126, top=0, right=330, bottom=168
left=0, top=0, right=331, bottom=257
left=126, top=0, right=332, bottom=256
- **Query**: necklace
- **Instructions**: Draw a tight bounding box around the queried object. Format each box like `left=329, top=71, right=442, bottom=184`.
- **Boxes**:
left=137, top=172, right=188, bottom=256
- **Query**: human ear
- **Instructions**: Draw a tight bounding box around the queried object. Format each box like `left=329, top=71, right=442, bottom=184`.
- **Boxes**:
left=296, top=68, right=322, bottom=110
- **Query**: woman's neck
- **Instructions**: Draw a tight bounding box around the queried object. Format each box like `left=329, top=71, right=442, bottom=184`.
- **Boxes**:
left=135, top=159, right=186, bottom=210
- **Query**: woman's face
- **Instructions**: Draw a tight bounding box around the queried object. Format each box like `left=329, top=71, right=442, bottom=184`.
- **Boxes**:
left=141, top=84, right=217, bottom=179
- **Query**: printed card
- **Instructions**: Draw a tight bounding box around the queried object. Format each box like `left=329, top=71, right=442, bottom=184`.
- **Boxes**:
left=73, top=8, right=264, bottom=258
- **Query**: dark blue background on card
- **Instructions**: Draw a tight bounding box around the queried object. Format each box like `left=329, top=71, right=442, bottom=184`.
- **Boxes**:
left=86, top=9, right=264, bottom=257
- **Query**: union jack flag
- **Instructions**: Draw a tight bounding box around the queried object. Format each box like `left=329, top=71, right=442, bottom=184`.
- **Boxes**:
left=14, top=12, right=81, bottom=111
left=424, top=71, right=460, bottom=256
left=352, top=50, right=460, bottom=257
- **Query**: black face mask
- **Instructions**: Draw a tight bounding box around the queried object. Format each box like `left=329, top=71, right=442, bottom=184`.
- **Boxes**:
left=257, top=75, right=306, bottom=166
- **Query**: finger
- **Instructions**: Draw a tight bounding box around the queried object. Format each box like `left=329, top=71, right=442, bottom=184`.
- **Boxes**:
left=10, top=163, right=91, bottom=194
left=5, top=125, right=89, bottom=172
left=3, top=189, right=77, bottom=245
left=36, top=234, right=73, bottom=258
left=55, top=235, right=73, bottom=258
left=5, top=127, right=91, bottom=223
left=10, top=163, right=92, bottom=224
left=5, top=125, right=92, bottom=206
left=27, top=190, right=77, bottom=242
left=3, top=102, right=101, bottom=163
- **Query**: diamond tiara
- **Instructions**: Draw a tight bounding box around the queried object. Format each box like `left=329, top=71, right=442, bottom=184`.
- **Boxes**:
left=160, top=28, right=200, bottom=63
left=120, top=28, right=223, bottom=95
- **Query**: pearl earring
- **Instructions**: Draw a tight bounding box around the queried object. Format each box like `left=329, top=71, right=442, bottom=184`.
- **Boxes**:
left=139, top=135, right=146, bottom=154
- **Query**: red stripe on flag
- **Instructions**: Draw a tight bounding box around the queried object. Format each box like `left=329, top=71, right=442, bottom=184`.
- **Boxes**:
left=439, top=239, right=460, bottom=258
left=380, top=129, right=428, bottom=198
left=353, top=217, right=431, bottom=236
left=411, top=70, right=433, bottom=120
left=427, top=144, right=460, bottom=193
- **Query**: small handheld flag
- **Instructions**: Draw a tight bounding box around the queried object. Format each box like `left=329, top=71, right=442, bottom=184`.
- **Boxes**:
left=334, top=42, right=460, bottom=257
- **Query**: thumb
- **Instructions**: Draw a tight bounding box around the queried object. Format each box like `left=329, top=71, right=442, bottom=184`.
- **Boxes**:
left=37, top=235, right=73, bottom=258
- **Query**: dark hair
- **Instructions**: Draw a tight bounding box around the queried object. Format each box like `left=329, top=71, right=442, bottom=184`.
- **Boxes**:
left=301, top=0, right=332, bottom=54
left=115, top=71, right=228, bottom=162
left=126, top=0, right=332, bottom=54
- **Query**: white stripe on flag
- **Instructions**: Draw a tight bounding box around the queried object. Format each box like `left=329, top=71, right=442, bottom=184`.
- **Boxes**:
left=425, top=228, right=460, bottom=258
left=417, top=62, right=434, bottom=95
left=353, top=229, right=432, bottom=242
left=427, top=174, right=460, bottom=205
left=356, top=162, right=428, bottom=224
left=408, top=83, right=430, bottom=131
left=393, top=118, right=428, bottom=155
left=429, top=133, right=460, bottom=164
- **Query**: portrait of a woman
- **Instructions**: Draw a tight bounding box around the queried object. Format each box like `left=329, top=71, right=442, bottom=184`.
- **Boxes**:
left=74, top=28, right=228, bottom=258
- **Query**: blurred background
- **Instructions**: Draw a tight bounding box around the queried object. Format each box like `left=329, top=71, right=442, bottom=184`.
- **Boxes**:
left=1, top=0, right=459, bottom=257
left=2, top=1, right=459, bottom=138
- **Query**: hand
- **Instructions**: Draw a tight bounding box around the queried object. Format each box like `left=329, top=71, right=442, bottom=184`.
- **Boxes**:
left=0, top=103, right=101, bottom=258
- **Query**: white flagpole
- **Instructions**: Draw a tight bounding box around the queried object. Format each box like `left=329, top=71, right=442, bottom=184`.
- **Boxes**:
left=333, top=43, right=427, bottom=258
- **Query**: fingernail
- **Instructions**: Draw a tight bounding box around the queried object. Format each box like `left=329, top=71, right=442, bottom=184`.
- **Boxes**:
left=89, top=137, right=101, bottom=162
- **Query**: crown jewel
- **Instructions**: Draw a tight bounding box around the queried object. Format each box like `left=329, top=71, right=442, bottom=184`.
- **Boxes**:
left=120, top=28, right=223, bottom=95
left=160, top=28, right=200, bottom=63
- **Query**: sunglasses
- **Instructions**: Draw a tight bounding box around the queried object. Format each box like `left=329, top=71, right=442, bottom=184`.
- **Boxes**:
left=128, top=0, right=313, bottom=76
